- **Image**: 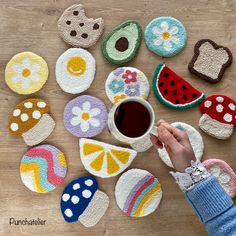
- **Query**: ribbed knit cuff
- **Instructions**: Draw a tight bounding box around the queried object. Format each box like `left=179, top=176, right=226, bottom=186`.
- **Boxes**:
left=185, top=176, right=233, bottom=223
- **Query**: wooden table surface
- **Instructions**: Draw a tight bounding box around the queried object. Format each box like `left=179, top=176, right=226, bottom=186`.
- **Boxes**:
left=0, top=0, right=236, bottom=235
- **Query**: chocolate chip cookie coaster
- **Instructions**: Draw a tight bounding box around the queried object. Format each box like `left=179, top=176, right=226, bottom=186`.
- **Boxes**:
left=153, top=63, right=206, bottom=110
left=55, top=48, right=95, bottom=94
left=20, top=144, right=67, bottom=193
left=58, top=4, right=104, bottom=48
left=188, top=39, right=233, bottom=83
left=61, top=176, right=109, bottom=227
left=199, top=95, right=236, bottom=139
left=145, top=17, right=187, bottom=57
left=105, top=67, right=150, bottom=104
left=9, top=98, right=55, bottom=146
left=5, top=52, right=48, bottom=95
left=101, top=21, right=142, bottom=65
left=79, top=138, right=137, bottom=178
left=158, top=122, right=204, bottom=168
left=203, top=159, right=236, bottom=198
left=115, top=169, right=162, bottom=217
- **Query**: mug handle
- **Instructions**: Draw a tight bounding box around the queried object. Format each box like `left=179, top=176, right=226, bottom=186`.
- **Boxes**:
left=150, top=126, right=158, bottom=137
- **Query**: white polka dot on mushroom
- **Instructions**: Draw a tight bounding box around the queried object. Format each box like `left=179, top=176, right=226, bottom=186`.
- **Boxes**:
left=62, top=193, right=70, bottom=202
left=204, top=100, right=212, bottom=108
left=223, top=113, right=233, bottom=123
left=85, top=179, right=93, bottom=187
left=216, top=96, right=224, bottom=103
left=82, top=189, right=92, bottom=198
left=32, top=110, right=41, bottom=119
left=64, top=208, right=73, bottom=217
left=216, top=104, right=224, bottom=113
left=24, top=102, right=33, bottom=108
left=37, top=101, right=46, bottom=108
left=13, top=109, right=21, bottom=117
left=71, top=195, right=80, bottom=204
left=10, top=123, right=18, bottom=131
left=72, top=183, right=80, bottom=190
left=21, top=113, right=29, bottom=122
left=229, top=103, right=235, bottom=111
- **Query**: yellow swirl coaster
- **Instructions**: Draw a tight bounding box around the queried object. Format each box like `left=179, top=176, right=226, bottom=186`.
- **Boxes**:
left=5, top=52, right=49, bottom=95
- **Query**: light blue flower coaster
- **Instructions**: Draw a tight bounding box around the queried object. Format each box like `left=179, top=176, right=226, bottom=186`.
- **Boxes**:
left=144, top=17, right=187, bottom=57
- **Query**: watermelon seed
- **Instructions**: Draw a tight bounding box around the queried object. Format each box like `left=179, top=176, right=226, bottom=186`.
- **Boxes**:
left=183, top=95, right=187, bottom=101
left=159, top=82, right=164, bottom=87
left=163, top=73, right=169, bottom=78
left=164, top=89, right=168, bottom=95
left=192, top=93, right=197, bottom=98
left=173, top=90, right=177, bottom=95
left=182, top=85, right=187, bottom=90
left=170, top=80, right=175, bottom=86
left=175, top=99, right=179, bottom=104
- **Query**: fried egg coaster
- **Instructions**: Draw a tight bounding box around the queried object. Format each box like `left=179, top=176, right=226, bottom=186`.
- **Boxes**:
left=5, top=52, right=48, bottom=95
left=115, top=169, right=162, bottom=217
left=105, top=67, right=150, bottom=104
left=9, top=98, right=55, bottom=146
left=60, top=176, right=109, bottom=227
left=55, top=48, right=95, bottom=94
left=79, top=138, right=137, bottom=178
left=20, top=144, right=67, bottom=193
left=157, top=122, right=204, bottom=168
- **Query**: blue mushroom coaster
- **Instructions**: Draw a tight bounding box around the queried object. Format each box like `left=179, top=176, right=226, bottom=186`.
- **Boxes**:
left=144, top=17, right=187, bottom=57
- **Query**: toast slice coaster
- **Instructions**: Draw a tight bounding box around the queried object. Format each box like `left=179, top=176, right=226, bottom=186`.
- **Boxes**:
left=188, top=39, right=233, bottom=83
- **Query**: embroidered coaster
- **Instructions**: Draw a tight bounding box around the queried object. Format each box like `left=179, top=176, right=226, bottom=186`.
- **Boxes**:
left=58, top=4, right=104, bottom=48
left=55, top=48, right=96, bottom=94
left=101, top=21, right=142, bottom=65
left=152, top=63, right=206, bottom=110
left=9, top=98, right=55, bottom=146
left=203, top=159, right=236, bottom=198
left=20, top=144, right=67, bottom=193
left=158, top=122, right=204, bottom=168
left=61, top=176, right=109, bottom=227
left=130, top=134, right=153, bottom=152
left=199, top=95, right=236, bottom=139
left=105, top=67, right=150, bottom=104
left=79, top=138, right=137, bottom=178
left=5, top=52, right=48, bottom=95
left=188, top=39, right=233, bottom=83
left=145, top=17, right=187, bottom=57
left=115, top=169, right=162, bottom=217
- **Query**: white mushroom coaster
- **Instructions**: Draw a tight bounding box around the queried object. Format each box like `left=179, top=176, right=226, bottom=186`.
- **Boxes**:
left=199, top=95, right=236, bottom=139
left=60, top=176, right=109, bottom=227
left=9, top=98, right=55, bottom=146
left=55, top=48, right=96, bottom=94
left=157, top=122, right=204, bottom=168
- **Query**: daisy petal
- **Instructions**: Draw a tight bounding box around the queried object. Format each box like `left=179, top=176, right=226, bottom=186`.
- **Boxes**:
left=163, top=41, right=172, bottom=51
left=160, top=21, right=169, bottom=31
left=82, top=101, right=91, bottom=111
left=72, top=106, right=82, bottom=116
left=90, top=108, right=101, bottom=117
left=30, top=75, right=40, bottom=81
left=222, top=184, right=230, bottom=195
left=210, top=166, right=221, bottom=177
left=152, top=26, right=162, bottom=35
left=30, top=64, right=40, bottom=73
left=12, top=64, right=23, bottom=73
left=171, top=36, right=180, bottom=44
left=12, top=75, right=22, bottom=83
left=219, top=173, right=231, bottom=184
left=89, top=118, right=100, bottom=127
left=70, top=117, right=81, bottom=126
left=22, top=79, right=30, bottom=89
left=154, top=38, right=163, bottom=46
left=169, top=26, right=179, bottom=35
left=22, top=58, right=31, bottom=68
left=80, top=120, right=90, bottom=132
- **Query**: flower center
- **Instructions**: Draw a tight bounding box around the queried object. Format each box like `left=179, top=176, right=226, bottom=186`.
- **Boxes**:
left=82, top=112, right=90, bottom=121
left=162, top=32, right=170, bottom=40
left=22, top=68, right=31, bottom=77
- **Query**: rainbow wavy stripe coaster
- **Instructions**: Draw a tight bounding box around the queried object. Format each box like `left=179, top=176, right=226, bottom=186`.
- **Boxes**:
left=115, top=169, right=162, bottom=217
left=20, top=144, right=67, bottom=193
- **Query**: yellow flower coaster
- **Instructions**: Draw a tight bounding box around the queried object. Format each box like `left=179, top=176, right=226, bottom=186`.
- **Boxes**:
left=5, top=52, right=49, bottom=95
left=79, top=138, right=137, bottom=178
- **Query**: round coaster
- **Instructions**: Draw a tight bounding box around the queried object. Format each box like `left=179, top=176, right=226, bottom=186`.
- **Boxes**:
left=130, top=134, right=153, bottom=152
left=55, top=48, right=96, bottom=94
left=145, top=17, right=187, bottom=57
left=20, top=144, right=67, bottom=193
left=115, top=169, right=162, bottom=217
left=158, top=122, right=204, bottom=168
left=105, top=67, right=150, bottom=104
left=64, top=95, right=107, bottom=138
left=5, top=52, right=48, bottom=95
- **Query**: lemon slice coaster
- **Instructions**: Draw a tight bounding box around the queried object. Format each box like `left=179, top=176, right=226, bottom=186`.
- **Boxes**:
left=79, top=138, right=137, bottom=178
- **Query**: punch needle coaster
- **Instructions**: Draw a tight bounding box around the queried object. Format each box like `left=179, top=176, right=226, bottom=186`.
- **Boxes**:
left=130, top=134, right=153, bottom=153
left=9, top=98, right=55, bottom=146
left=61, top=176, right=109, bottom=227
left=64, top=95, right=108, bottom=138
left=203, top=159, right=236, bottom=198
left=79, top=138, right=137, bottom=178
left=5, top=52, right=49, bottom=95
left=101, top=20, right=142, bottom=65
left=145, top=17, right=187, bottom=57
left=55, top=48, right=96, bottom=94
left=20, top=144, right=67, bottom=193
left=152, top=63, right=205, bottom=110
left=105, top=67, right=150, bottom=104
left=58, top=4, right=104, bottom=48
left=115, top=169, right=162, bottom=217
left=158, top=122, right=204, bottom=168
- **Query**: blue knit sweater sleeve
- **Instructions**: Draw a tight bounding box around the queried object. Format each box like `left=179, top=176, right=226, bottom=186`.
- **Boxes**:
left=185, top=176, right=236, bottom=236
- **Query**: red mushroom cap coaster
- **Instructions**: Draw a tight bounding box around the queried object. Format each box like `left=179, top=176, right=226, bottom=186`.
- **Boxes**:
left=203, top=159, right=236, bottom=198
left=199, top=95, right=236, bottom=139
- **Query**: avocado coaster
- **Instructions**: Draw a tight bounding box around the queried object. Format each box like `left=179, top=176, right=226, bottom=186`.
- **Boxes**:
left=20, top=144, right=67, bottom=193
left=145, top=17, right=187, bottom=57
left=130, top=134, right=153, bottom=152
left=199, top=95, right=236, bottom=140
left=64, top=95, right=107, bottom=138
left=5, top=52, right=48, bottom=95
left=58, top=4, right=104, bottom=48
left=79, top=138, right=137, bottom=178
left=105, top=67, right=150, bottom=104
left=101, top=20, right=142, bottom=65
left=153, top=63, right=206, bottom=110
left=158, top=122, right=204, bottom=168
left=55, top=48, right=96, bottom=94
left=203, top=159, right=236, bottom=198
left=188, top=39, right=233, bottom=83
left=115, top=169, right=162, bottom=217
left=9, top=98, right=55, bottom=146
left=61, top=176, right=109, bottom=227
